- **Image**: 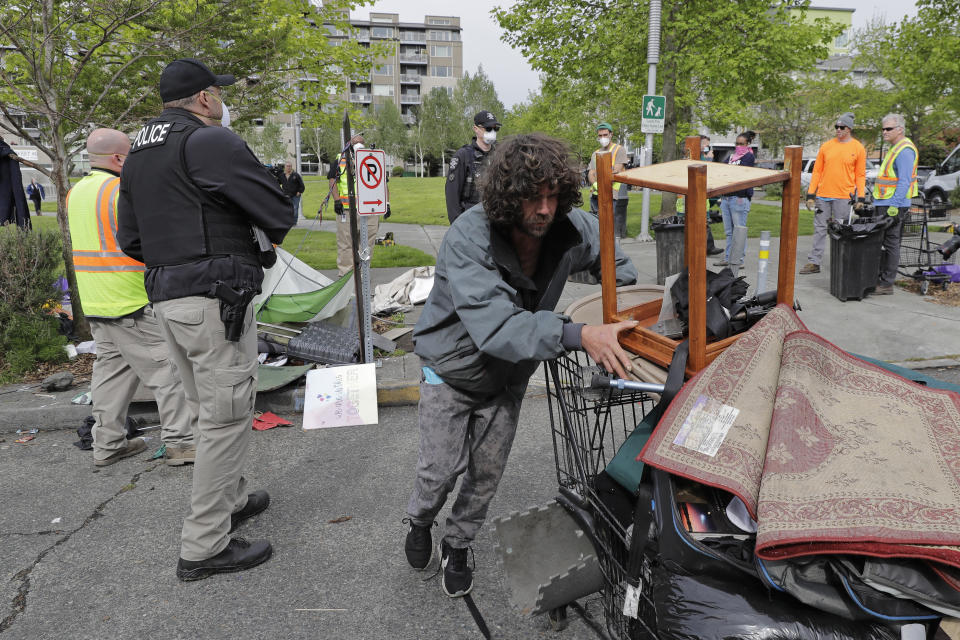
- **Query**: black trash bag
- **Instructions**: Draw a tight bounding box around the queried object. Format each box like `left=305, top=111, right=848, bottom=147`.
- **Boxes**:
left=653, top=567, right=903, bottom=640
left=73, top=415, right=94, bottom=450
left=670, top=267, right=750, bottom=339
left=125, top=416, right=145, bottom=439
left=762, top=555, right=943, bottom=623
left=827, top=215, right=894, bottom=240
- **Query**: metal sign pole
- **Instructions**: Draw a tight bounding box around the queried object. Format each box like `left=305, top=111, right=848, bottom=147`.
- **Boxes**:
left=638, top=0, right=661, bottom=242
left=342, top=111, right=373, bottom=363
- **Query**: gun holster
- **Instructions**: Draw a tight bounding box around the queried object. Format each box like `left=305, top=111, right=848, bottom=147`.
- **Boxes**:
left=208, top=281, right=255, bottom=342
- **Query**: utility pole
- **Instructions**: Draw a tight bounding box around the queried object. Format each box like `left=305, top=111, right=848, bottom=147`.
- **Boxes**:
left=638, top=0, right=662, bottom=242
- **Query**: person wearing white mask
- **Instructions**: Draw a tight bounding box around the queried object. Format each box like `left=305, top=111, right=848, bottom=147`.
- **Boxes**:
left=445, top=110, right=500, bottom=224
left=587, top=122, right=630, bottom=238
left=117, top=57, right=294, bottom=582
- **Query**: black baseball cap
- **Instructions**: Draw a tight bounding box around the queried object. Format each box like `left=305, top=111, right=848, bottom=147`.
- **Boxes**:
left=474, top=110, right=500, bottom=127
left=159, top=58, right=236, bottom=102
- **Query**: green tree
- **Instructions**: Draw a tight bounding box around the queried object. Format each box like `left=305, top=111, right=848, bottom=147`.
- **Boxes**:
left=503, top=78, right=604, bottom=162
left=496, top=0, right=840, bottom=214
left=371, top=99, right=408, bottom=170
left=418, top=88, right=460, bottom=174
left=852, top=6, right=960, bottom=164
left=453, top=66, right=505, bottom=140
left=234, top=119, right=288, bottom=165
left=0, top=0, right=375, bottom=336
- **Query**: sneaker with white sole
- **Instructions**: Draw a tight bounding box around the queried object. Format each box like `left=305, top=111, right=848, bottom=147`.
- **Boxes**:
left=403, top=518, right=435, bottom=570
left=439, top=540, right=473, bottom=598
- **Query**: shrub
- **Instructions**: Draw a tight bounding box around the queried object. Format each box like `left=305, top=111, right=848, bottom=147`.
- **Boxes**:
left=950, top=185, right=960, bottom=209
left=765, top=182, right=784, bottom=199
left=0, top=226, right=67, bottom=382
left=391, top=165, right=404, bottom=177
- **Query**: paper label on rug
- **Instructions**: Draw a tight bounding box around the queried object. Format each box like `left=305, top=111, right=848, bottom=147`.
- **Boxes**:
left=303, top=364, right=378, bottom=429
left=672, top=394, right=738, bottom=457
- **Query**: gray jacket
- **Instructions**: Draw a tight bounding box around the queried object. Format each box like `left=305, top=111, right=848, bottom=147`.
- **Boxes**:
left=413, top=205, right=638, bottom=396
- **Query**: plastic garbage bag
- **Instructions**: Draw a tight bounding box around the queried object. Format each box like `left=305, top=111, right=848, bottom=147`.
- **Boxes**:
left=653, top=567, right=903, bottom=640
left=828, top=216, right=893, bottom=241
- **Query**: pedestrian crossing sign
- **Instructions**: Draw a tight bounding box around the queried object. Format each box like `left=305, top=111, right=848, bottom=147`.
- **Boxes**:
left=641, top=95, right=665, bottom=134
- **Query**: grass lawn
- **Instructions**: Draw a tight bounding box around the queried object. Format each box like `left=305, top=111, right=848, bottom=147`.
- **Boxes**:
left=28, top=215, right=433, bottom=272
left=301, top=176, right=815, bottom=238
left=280, top=229, right=434, bottom=270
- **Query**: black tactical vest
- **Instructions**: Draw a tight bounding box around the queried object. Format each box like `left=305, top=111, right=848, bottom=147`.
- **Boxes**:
left=461, top=143, right=489, bottom=209
left=123, top=111, right=257, bottom=268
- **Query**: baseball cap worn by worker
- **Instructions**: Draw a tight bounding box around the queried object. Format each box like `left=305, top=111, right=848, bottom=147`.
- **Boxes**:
left=474, top=110, right=500, bottom=127
left=596, top=122, right=613, bottom=132
left=159, top=58, right=236, bottom=103
left=836, top=112, right=855, bottom=129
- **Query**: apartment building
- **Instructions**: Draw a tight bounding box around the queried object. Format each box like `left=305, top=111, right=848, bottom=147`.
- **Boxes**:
left=326, top=11, right=463, bottom=126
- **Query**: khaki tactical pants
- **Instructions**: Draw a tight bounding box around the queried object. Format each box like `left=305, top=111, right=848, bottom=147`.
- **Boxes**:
left=336, top=213, right=379, bottom=276
left=90, top=306, right=194, bottom=461
left=154, top=296, right=257, bottom=561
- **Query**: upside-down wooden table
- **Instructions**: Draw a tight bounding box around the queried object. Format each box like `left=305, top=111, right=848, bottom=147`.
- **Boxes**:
left=596, top=137, right=803, bottom=377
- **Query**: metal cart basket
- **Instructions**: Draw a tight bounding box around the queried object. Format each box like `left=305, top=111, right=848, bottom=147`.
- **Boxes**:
left=899, top=196, right=957, bottom=294
left=545, top=351, right=659, bottom=640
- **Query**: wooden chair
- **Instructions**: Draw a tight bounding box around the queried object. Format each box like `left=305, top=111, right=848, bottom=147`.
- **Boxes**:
left=596, top=137, right=802, bottom=376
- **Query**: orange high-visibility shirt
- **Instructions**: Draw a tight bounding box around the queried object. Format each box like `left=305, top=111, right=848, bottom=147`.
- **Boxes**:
left=808, top=137, right=867, bottom=199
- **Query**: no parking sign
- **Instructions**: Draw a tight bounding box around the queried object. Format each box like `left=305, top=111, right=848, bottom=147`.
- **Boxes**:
left=355, top=149, right=387, bottom=215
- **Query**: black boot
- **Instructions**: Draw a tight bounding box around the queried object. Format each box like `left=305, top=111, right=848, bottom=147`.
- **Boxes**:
left=176, top=537, right=273, bottom=581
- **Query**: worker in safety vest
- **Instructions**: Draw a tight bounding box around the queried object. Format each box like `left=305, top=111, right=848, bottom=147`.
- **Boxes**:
left=328, top=134, right=381, bottom=276
left=587, top=122, right=629, bottom=238
left=67, top=128, right=195, bottom=467
left=872, top=113, right=918, bottom=295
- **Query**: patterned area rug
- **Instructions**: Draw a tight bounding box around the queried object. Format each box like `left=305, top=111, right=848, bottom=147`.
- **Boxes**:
left=639, top=304, right=960, bottom=568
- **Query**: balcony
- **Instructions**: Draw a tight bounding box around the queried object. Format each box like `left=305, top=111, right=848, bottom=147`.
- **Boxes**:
left=401, top=114, right=416, bottom=125
left=399, top=74, right=421, bottom=84
left=399, top=33, right=426, bottom=45
left=400, top=94, right=421, bottom=105
left=349, top=93, right=372, bottom=103
left=398, top=53, right=428, bottom=64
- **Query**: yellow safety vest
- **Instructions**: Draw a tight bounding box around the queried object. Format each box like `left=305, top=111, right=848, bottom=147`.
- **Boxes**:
left=67, top=169, right=148, bottom=317
left=591, top=143, right=622, bottom=196
left=872, top=138, right=919, bottom=201
left=337, top=154, right=350, bottom=205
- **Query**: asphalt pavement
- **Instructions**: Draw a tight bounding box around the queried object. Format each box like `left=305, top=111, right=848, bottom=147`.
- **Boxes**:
left=0, top=398, right=601, bottom=640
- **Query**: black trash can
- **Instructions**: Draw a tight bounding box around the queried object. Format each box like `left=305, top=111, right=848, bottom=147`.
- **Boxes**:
left=653, top=216, right=685, bottom=285
left=827, top=216, right=889, bottom=301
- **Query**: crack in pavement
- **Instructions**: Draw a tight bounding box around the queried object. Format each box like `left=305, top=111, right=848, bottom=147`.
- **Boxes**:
left=0, top=531, right=63, bottom=537
left=0, top=463, right=160, bottom=634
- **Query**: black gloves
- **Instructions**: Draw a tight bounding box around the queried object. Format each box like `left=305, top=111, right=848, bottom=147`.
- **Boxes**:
left=384, top=203, right=391, bottom=219
left=334, top=201, right=344, bottom=216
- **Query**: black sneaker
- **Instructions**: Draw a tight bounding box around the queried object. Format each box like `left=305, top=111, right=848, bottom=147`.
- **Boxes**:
left=439, top=540, right=473, bottom=598
left=403, top=518, right=434, bottom=570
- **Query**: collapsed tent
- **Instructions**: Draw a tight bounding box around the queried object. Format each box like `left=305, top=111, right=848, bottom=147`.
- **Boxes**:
left=253, top=247, right=354, bottom=324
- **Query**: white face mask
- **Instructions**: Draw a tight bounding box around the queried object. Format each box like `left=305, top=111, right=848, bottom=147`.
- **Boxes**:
left=353, top=142, right=364, bottom=151
left=482, top=130, right=497, bottom=145
left=220, top=102, right=231, bottom=128
left=598, top=136, right=611, bottom=147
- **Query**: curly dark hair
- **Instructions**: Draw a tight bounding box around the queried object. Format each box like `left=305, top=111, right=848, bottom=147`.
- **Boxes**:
left=481, top=133, right=583, bottom=231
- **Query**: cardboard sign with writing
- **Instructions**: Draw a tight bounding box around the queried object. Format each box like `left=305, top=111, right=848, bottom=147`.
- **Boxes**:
left=303, top=364, right=378, bottom=429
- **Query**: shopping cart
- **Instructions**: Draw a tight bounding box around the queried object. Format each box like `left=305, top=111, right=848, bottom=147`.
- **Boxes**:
left=899, top=196, right=958, bottom=294
left=545, top=351, right=659, bottom=640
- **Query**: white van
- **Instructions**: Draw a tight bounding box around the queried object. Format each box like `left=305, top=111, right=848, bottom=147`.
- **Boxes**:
left=923, top=143, right=960, bottom=205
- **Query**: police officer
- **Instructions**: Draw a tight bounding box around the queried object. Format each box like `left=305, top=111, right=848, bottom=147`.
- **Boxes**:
left=445, top=110, right=500, bottom=224
left=117, top=58, right=295, bottom=581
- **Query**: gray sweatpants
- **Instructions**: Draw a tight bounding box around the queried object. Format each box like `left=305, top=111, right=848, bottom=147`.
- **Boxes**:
left=807, top=197, right=851, bottom=265
left=154, top=296, right=257, bottom=561
left=90, top=306, right=194, bottom=460
left=406, top=380, right=522, bottom=549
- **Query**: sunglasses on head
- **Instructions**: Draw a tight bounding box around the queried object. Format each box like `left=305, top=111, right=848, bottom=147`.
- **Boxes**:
left=882, top=126, right=898, bottom=132
left=835, top=125, right=848, bottom=130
